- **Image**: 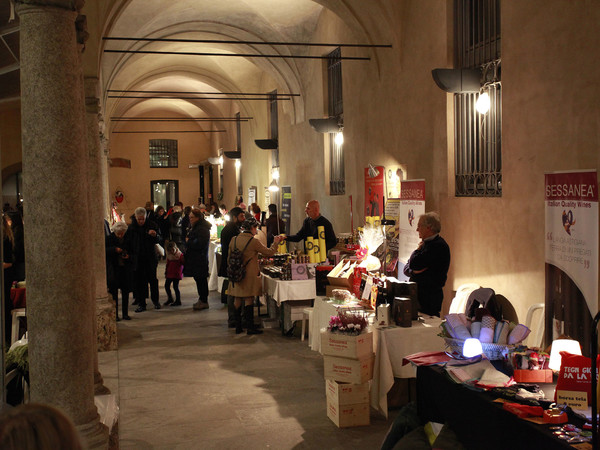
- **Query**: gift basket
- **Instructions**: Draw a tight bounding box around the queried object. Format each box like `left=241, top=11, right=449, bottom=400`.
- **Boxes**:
left=440, top=312, right=531, bottom=360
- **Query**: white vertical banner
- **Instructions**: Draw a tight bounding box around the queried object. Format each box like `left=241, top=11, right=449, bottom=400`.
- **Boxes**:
left=545, top=170, right=599, bottom=316
left=398, top=180, right=426, bottom=280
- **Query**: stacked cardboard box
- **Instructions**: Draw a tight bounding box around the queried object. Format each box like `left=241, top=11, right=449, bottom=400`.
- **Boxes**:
left=321, top=330, right=373, bottom=427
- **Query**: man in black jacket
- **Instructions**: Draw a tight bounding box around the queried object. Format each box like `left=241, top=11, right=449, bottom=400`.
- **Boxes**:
left=128, top=207, right=161, bottom=312
left=403, top=212, right=451, bottom=317
left=284, top=200, right=336, bottom=254
left=218, top=207, right=245, bottom=326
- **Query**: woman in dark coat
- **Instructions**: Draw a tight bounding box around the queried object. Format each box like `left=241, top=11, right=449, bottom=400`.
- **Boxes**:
left=183, top=208, right=212, bottom=310
left=106, top=221, right=133, bottom=320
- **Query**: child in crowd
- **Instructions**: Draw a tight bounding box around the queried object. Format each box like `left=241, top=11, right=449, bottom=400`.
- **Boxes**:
left=164, top=241, right=184, bottom=306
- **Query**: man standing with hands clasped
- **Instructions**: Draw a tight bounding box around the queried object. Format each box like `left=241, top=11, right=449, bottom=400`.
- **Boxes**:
left=403, top=212, right=450, bottom=317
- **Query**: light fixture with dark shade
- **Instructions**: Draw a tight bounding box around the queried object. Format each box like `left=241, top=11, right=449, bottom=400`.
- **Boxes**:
left=308, top=117, right=341, bottom=133
left=224, top=151, right=241, bottom=159
left=254, top=139, right=278, bottom=149
left=431, top=68, right=480, bottom=93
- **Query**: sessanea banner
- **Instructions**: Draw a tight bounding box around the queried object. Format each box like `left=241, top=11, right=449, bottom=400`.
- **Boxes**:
left=545, top=170, right=598, bottom=315
left=398, top=179, right=426, bottom=280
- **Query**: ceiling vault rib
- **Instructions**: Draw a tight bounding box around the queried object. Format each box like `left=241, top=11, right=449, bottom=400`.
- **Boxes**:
left=102, top=36, right=392, bottom=49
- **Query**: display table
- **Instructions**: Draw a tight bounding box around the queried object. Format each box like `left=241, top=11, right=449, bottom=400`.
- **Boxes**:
left=208, top=240, right=220, bottom=291
left=309, top=297, right=364, bottom=352
left=417, top=365, right=570, bottom=450
left=371, top=317, right=444, bottom=418
left=261, top=274, right=316, bottom=334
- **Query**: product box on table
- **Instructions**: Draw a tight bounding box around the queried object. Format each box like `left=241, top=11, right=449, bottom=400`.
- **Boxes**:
left=326, top=258, right=358, bottom=289
left=325, top=379, right=369, bottom=405
left=323, top=355, right=374, bottom=384
left=513, top=369, right=553, bottom=383
left=326, top=397, right=370, bottom=428
left=320, top=330, right=373, bottom=360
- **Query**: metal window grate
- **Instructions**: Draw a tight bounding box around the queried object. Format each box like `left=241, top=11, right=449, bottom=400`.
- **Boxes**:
left=454, top=0, right=501, bottom=197
left=149, top=139, right=178, bottom=168
left=328, top=47, right=344, bottom=195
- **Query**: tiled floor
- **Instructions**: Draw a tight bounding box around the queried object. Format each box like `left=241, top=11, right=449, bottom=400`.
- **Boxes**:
left=98, top=263, right=396, bottom=449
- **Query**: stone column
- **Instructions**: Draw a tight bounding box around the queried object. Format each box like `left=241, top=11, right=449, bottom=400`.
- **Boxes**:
left=17, top=3, right=108, bottom=449
left=85, top=78, right=116, bottom=393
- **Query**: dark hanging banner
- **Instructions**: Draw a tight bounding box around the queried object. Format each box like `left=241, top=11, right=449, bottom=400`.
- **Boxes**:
left=281, top=186, right=292, bottom=231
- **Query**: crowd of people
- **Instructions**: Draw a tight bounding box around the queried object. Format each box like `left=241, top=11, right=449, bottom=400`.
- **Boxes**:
left=105, top=199, right=292, bottom=333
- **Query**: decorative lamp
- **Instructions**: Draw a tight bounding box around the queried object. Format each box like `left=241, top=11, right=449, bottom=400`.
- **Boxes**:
left=549, top=338, right=582, bottom=371
left=235, top=159, right=241, bottom=169
left=268, top=179, right=279, bottom=192
left=463, top=338, right=483, bottom=358
left=476, top=91, right=491, bottom=114
left=334, top=131, right=344, bottom=146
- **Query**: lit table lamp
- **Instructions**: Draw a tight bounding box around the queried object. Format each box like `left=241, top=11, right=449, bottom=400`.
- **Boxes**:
left=463, top=338, right=483, bottom=358
left=548, top=338, right=582, bottom=372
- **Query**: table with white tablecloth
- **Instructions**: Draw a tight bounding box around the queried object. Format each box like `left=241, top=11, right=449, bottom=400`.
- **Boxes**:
left=370, top=317, right=444, bottom=418
left=207, top=240, right=221, bottom=291
left=261, top=274, right=316, bottom=333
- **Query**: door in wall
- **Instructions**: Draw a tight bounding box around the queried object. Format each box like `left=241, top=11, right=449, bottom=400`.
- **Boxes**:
left=151, top=180, right=178, bottom=210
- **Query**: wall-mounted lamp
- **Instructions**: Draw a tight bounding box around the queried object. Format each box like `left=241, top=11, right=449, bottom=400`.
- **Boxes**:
left=476, top=91, right=491, bottom=114
left=309, top=117, right=341, bottom=133
left=235, top=159, right=241, bottom=169
left=268, top=179, right=279, bottom=192
left=254, top=139, right=278, bottom=150
left=272, top=167, right=280, bottom=181
left=431, top=68, right=480, bottom=93
left=224, top=151, right=241, bottom=159
left=334, top=130, right=344, bottom=146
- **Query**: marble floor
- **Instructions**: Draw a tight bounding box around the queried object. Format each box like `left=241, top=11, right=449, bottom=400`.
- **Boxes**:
left=98, top=263, right=397, bottom=449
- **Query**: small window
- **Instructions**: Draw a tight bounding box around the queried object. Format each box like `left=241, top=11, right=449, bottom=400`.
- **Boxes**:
left=149, top=139, right=178, bottom=168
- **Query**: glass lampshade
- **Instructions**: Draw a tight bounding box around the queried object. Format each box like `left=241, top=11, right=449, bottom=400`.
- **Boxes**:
left=549, top=339, right=582, bottom=371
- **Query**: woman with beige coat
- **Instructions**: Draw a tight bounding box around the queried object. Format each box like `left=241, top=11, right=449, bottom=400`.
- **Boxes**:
left=228, top=217, right=283, bottom=334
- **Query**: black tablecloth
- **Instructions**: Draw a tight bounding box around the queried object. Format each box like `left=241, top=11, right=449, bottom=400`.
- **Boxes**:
left=416, top=365, right=573, bottom=450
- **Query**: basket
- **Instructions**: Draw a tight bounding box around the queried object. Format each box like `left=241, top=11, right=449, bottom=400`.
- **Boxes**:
left=443, top=337, right=514, bottom=360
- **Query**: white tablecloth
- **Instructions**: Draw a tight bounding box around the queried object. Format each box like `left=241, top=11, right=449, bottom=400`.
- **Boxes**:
left=208, top=240, right=220, bottom=291
left=370, top=317, right=444, bottom=418
left=261, top=274, right=316, bottom=306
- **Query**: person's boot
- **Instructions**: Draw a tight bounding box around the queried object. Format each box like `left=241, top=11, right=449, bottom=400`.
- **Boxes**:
left=227, top=295, right=236, bottom=328
left=234, top=306, right=243, bottom=334
left=244, top=305, right=263, bottom=335
left=164, top=295, right=174, bottom=306
left=193, top=299, right=209, bottom=310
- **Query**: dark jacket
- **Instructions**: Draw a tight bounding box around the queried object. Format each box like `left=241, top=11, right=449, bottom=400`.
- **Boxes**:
left=106, top=231, right=133, bottom=291
left=403, top=234, right=451, bottom=316
left=286, top=215, right=337, bottom=252
left=265, top=214, right=285, bottom=248
left=127, top=219, right=159, bottom=271
left=218, top=221, right=241, bottom=277
left=183, top=218, right=211, bottom=278
left=169, top=212, right=184, bottom=245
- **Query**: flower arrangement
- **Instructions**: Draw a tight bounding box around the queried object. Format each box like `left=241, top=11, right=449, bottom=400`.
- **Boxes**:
left=328, top=311, right=368, bottom=335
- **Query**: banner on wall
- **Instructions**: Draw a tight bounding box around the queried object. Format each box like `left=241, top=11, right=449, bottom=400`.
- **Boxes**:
left=280, top=186, right=292, bottom=232
left=545, top=170, right=598, bottom=316
left=383, top=198, right=401, bottom=274
left=364, top=166, right=385, bottom=218
left=398, top=179, right=426, bottom=280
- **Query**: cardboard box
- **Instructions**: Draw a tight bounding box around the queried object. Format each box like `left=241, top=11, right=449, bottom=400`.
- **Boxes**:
left=326, top=258, right=358, bottom=289
left=326, top=379, right=369, bottom=405
left=513, top=369, right=553, bottom=383
left=326, top=397, right=370, bottom=428
left=321, top=331, right=373, bottom=360
left=323, top=355, right=374, bottom=384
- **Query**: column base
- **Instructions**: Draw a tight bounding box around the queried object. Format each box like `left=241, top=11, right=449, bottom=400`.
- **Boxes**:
left=97, top=294, right=117, bottom=351
left=77, top=415, right=109, bottom=450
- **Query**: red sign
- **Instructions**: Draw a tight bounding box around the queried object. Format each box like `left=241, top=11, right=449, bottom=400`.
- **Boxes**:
left=364, top=166, right=385, bottom=217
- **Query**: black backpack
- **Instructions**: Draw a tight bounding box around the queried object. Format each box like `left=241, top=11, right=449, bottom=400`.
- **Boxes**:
left=227, top=236, right=253, bottom=284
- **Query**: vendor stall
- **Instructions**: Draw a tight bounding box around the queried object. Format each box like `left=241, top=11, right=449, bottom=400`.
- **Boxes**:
left=261, top=273, right=316, bottom=334
left=309, top=297, right=364, bottom=352
left=208, top=240, right=220, bottom=291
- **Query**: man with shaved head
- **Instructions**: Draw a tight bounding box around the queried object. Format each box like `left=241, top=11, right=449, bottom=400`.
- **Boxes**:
left=283, top=200, right=337, bottom=254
